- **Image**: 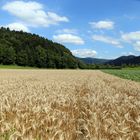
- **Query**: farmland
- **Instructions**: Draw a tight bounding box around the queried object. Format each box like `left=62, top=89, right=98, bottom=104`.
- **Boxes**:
left=0, top=65, right=37, bottom=69
left=103, top=69, right=140, bottom=82
left=0, top=70, right=140, bottom=140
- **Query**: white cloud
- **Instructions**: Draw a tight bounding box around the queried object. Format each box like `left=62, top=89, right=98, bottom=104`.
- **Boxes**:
left=89, top=20, right=114, bottom=30
left=47, top=12, right=68, bottom=24
left=71, top=49, right=97, bottom=58
left=5, top=22, right=30, bottom=32
left=2, top=1, right=69, bottom=28
left=121, top=31, right=140, bottom=51
left=92, top=35, right=123, bottom=48
left=123, top=14, right=138, bottom=20
left=134, top=41, right=140, bottom=51
left=56, top=29, right=78, bottom=34
left=53, top=34, right=84, bottom=45
left=121, top=31, right=140, bottom=42
left=121, top=52, right=135, bottom=56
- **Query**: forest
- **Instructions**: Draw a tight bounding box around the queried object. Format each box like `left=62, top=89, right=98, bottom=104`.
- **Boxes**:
left=0, top=27, right=85, bottom=69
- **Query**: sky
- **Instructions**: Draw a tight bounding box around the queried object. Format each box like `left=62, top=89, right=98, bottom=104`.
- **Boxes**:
left=0, top=0, right=140, bottom=59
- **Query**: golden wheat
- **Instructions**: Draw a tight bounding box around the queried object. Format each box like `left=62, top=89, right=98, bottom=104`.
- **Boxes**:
left=0, top=70, right=140, bottom=140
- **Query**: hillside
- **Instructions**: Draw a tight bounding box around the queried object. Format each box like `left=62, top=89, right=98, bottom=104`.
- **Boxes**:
left=78, top=57, right=110, bottom=64
left=106, top=55, right=140, bottom=66
left=0, top=27, right=84, bottom=68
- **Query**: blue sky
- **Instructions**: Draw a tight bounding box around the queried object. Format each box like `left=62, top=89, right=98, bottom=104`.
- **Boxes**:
left=0, top=0, right=140, bottom=58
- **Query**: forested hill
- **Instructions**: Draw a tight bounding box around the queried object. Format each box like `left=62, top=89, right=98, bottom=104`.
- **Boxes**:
left=106, top=55, right=140, bottom=66
left=0, top=27, right=84, bottom=68
left=78, top=57, right=110, bottom=64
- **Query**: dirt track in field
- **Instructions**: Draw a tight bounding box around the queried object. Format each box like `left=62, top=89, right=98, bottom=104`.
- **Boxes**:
left=0, top=70, right=140, bottom=140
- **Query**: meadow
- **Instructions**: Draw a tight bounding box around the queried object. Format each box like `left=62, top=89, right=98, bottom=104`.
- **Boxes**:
left=0, top=65, right=37, bottom=69
left=0, top=70, right=140, bottom=140
left=103, top=69, right=140, bottom=82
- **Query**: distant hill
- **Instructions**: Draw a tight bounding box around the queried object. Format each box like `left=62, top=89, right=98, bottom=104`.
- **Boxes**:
left=106, top=55, right=140, bottom=66
left=78, top=55, right=140, bottom=66
left=0, top=27, right=85, bottom=69
left=78, top=57, right=111, bottom=64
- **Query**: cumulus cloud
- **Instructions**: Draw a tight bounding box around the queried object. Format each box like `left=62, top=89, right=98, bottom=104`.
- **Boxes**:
left=134, top=41, right=140, bottom=51
left=121, top=31, right=140, bottom=42
left=121, top=31, right=140, bottom=51
left=92, top=35, right=123, bottom=48
left=2, top=1, right=69, bottom=28
left=89, top=20, right=114, bottom=30
left=55, top=29, right=78, bottom=34
left=53, top=34, right=84, bottom=45
left=5, top=22, right=30, bottom=32
left=71, top=49, right=97, bottom=58
left=121, top=52, right=135, bottom=56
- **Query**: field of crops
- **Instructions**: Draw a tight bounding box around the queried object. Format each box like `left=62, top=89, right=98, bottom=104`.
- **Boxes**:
left=0, top=70, right=140, bottom=140
left=103, top=69, right=140, bottom=82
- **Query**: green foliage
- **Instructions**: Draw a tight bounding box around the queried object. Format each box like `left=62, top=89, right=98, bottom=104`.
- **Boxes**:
left=16, top=50, right=28, bottom=66
left=124, top=66, right=140, bottom=70
left=35, top=46, right=47, bottom=67
left=103, top=69, right=140, bottom=82
left=0, top=27, right=82, bottom=69
left=85, top=64, right=122, bottom=69
left=0, top=44, right=16, bottom=65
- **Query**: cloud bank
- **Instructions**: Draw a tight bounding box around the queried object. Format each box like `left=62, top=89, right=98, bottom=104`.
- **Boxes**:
left=92, top=35, right=123, bottom=48
left=53, top=34, right=84, bottom=45
left=2, top=0, right=69, bottom=31
left=72, top=49, right=97, bottom=58
left=121, top=31, right=140, bottom=51
left=90, top=20, right=114, bottom=30
left=5, top=22, right=30, bottom=32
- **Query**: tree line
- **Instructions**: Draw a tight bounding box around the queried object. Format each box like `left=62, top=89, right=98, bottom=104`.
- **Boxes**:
left=0, top=27, right=85, bottom=69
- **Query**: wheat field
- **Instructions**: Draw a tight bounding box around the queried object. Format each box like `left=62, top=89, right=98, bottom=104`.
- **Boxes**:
left=0, top=70, right=140, bottom=140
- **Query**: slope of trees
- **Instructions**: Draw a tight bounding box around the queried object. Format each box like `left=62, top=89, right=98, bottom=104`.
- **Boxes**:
left=0, top=27, right=85, bottom=68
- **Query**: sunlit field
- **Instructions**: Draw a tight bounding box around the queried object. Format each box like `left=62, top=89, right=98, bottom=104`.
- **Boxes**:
left=0, top=70, right=140, bottom=140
